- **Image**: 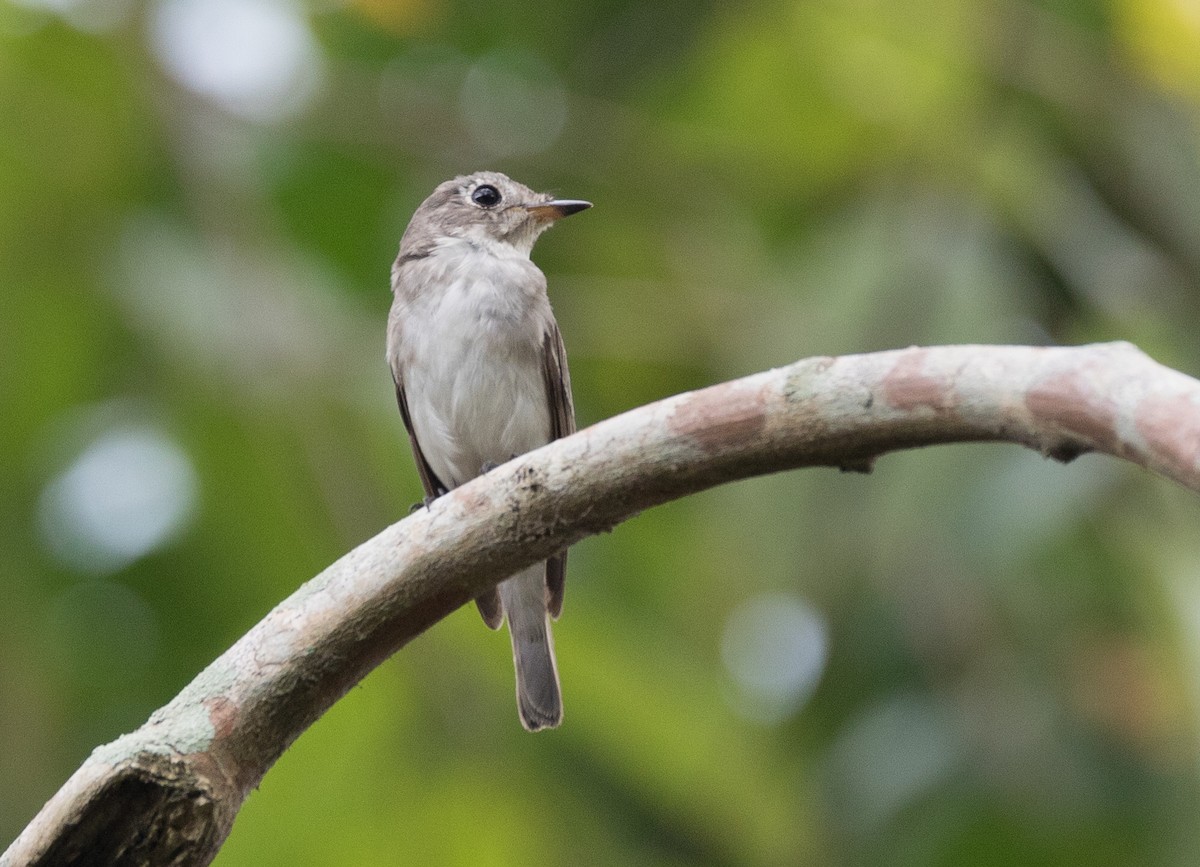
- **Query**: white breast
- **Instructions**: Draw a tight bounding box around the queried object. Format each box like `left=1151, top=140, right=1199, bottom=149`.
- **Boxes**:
left=394, top=241, right=553, bottom=489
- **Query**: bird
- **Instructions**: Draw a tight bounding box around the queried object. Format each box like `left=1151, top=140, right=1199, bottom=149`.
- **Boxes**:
left=386, top=171, right=591, bottom=730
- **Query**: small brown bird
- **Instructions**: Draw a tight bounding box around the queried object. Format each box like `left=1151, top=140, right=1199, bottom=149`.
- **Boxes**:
left=386, top=172, right=591, bottom=730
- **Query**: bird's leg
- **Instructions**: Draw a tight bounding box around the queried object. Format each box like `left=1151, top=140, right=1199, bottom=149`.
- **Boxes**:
left=410, top=487, right=447, bottom=512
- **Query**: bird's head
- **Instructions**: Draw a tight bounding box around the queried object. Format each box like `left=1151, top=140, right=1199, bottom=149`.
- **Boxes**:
left=407, top=171, right=591, bottom=256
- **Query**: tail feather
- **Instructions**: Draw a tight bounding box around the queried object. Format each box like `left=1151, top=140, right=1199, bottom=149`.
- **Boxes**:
left=500, top=565, right=562, bottom=731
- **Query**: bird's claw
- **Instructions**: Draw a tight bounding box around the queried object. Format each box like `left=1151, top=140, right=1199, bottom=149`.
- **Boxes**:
left=410, top=492, right=444, bottom=512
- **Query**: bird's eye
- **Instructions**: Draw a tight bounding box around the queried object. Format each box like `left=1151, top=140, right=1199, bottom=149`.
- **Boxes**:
left=471, top=184, right=502, bottom=207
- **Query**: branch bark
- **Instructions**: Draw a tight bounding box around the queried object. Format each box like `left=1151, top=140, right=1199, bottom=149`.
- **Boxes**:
left=6, top=343, right=1200, bottom=866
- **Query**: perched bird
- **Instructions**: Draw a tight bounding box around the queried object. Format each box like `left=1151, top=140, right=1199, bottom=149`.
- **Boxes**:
left=386, top=172, right=591, bottom=730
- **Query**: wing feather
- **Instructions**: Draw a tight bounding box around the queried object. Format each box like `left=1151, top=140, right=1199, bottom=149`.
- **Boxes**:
left=542, top=325, right=575, bottom=619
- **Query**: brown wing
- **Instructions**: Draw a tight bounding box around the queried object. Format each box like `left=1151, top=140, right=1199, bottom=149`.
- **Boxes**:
left=393, top=372, right=504, bottom=629
left=542, top=324, right=576, bottom=619
left=392, top=373, right=445, bottom=500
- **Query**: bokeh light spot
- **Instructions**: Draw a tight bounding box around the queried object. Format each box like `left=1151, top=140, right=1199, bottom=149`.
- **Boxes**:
left=150, top=0, right=324, bottom=123
left=721, top=592, right=829, bottom=724
left=826, top=695, right=962, bottom=833
left=39, top=423, right=199, bottom=574
left=43, top=578, right=160, bottom=682
left=459, top=50, right=568, bottom=160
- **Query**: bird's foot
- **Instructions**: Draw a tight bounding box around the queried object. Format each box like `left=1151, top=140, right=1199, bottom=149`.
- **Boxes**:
left=410, top=491, right=445, bottom=512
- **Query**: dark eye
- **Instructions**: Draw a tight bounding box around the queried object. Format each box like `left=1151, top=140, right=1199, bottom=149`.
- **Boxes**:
left=471, top=184, right=501, bottom=207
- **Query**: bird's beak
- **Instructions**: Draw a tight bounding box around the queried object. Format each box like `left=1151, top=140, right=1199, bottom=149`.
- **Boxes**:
left=526, top=199, right=593, bottom=221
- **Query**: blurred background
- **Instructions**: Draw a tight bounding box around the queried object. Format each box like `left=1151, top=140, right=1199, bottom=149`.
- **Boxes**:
left=2, top=0, right=1200, bottom=863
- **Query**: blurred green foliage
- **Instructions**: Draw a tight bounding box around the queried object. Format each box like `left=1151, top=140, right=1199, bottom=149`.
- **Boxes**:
left=2, top=0, right=1200, bottom=863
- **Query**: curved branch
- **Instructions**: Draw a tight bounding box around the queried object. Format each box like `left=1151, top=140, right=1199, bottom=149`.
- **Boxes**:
left=6, top=342, right=1199, bottom=866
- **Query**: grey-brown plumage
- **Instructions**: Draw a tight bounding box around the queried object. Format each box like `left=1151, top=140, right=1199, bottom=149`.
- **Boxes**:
left=386, top=171, right=590, bottom=730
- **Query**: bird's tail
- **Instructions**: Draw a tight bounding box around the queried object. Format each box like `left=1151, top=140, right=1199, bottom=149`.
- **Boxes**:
left=499, top=565, right=562, bottom=731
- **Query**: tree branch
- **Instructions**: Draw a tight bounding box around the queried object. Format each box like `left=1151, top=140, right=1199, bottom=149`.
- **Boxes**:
left=6, top=343, right=1199, bottom=866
